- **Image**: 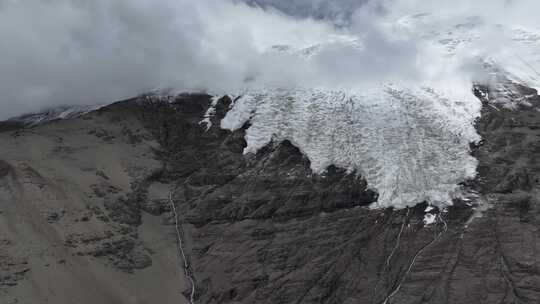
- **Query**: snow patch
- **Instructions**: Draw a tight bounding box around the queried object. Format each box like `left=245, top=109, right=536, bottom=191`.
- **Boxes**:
left=199, top=95, right=221, bottom=131
left=423, top=213, right=437, bottom=226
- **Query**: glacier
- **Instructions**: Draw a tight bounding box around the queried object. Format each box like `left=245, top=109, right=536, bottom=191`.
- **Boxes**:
left=220, top=85, right=480, bottom=209
left=219, top=10, right=540, bottom=209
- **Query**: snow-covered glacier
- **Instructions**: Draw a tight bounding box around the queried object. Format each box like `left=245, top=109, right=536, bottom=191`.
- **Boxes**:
left=221, top=85, right=480, bottom=209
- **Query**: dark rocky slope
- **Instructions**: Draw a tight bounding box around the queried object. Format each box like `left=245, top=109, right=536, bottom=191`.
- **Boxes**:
left=1, top=87, right=540, bottom=304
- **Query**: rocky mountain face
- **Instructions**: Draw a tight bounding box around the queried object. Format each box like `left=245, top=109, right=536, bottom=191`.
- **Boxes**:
left=1, top=85, right=540, bottom=304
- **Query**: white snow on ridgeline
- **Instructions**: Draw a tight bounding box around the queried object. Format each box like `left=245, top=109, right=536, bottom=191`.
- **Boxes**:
left=8, top=104, right=104, bottom=127
left=269, top=34, right=363, bottom=60
left=221, top=84, right=480, bottom=209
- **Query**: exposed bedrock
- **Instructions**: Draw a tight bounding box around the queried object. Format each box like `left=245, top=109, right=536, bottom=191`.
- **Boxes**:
left=130, top=89, right=540, bottom=303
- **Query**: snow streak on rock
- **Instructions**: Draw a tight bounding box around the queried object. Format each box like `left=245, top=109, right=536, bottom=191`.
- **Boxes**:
left=199, top=96, right=220, bottom=131
left=8, top=105, right=104, bottom=127
left=221, top=85, right=480, bottom=209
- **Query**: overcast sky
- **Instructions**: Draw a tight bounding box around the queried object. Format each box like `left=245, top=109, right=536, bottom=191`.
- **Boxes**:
left=0, top=0, right=538, bottom=119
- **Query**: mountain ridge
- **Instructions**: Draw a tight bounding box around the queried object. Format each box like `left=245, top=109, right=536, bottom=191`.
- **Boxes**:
left=1, top=85, right=540, bottom=302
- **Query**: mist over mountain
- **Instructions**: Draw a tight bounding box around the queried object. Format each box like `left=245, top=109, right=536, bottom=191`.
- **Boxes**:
left=2, top=0, right=540, bottom=119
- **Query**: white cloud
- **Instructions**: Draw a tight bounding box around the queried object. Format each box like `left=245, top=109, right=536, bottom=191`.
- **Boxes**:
left=0, top=0, right=539, bottom=118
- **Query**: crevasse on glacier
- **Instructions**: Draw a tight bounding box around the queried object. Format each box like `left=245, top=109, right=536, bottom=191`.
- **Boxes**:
left=220, top=85, right=480, bottom=209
